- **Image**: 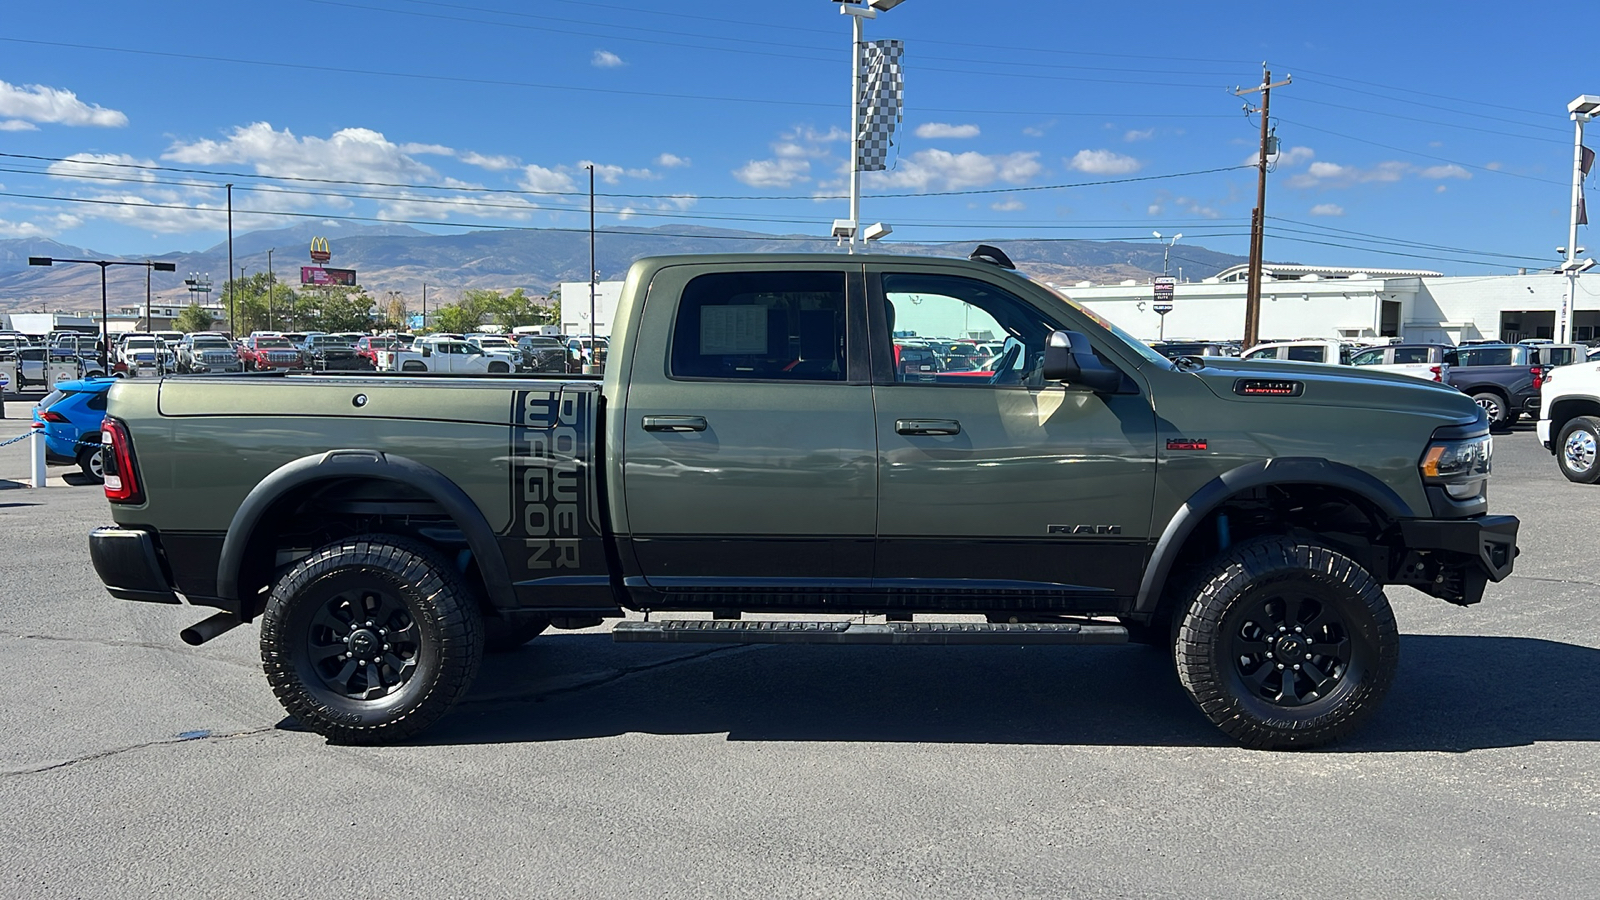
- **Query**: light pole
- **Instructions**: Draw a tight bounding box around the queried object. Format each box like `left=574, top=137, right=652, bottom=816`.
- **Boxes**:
left=1153, top=231, right=1183, bottom=277
left=28, top=257, right=176, bottom=370
left=1559, top=95, right=1600, bottom=344
left=266, top=248, right=275, bottom=332
left=834, top=0, right=905, bottom=252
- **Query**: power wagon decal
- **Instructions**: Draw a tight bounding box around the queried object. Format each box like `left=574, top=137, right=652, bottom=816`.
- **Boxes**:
left=503, top=387, right=608, bottom=603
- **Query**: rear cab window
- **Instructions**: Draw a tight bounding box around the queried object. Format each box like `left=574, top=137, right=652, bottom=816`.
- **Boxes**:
left=670, top=271, right=848, bottom=381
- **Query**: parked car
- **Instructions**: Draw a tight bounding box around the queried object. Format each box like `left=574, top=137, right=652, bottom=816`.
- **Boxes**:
left=1442, top=343, right=1543, bottom=426
left=1537, top=360, right=1600, bottom=481
left=1347, top=344, right=1450, bottom=383
left=376, top=335, right=518, bottom=374
left=299, top=334, right=371, bottom=372
left=354, top=335, right=403, bottom=367
left=515, top=334, right=566, bottom=372
left=1150, top=341, right=1241, bottom=360
left=115, top=336, right=175, bottom=375
left=90, top=246, right=1519, bottom=750
left=238, top=335, right=308, bottom=371
left=32, top=377, right=113, bottom=481
left=1241, top=339, right=1355, bottom=365
left=565, top=336, right=609, bottom=373
left=175, top=333, right=244, bottom=374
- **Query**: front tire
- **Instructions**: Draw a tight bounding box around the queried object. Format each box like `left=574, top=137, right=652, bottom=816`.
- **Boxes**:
left=260, top=535, right=484, bottom=744
left=1557, top=415, right=1600, bottom=483
left=1174, top=537, right=1399, bottom=750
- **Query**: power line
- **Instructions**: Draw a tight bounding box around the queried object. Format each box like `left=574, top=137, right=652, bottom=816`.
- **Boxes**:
left=1274, top=118, right=1567, bottom=185
left=1290, top=96, right=1568, bottom=144
left=1268, top=215, right=1552, bottom=263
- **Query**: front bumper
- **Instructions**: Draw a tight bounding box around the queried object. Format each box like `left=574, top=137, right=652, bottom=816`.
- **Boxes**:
left=88, top=526, right=181, bottom=604
left=1536, top=417, right=1552, bottom=448
left=1396, top=514, right=1519, bottom=605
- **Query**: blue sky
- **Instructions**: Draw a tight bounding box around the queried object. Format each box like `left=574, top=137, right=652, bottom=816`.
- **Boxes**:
left=0, top=0, right=1593, bottom=276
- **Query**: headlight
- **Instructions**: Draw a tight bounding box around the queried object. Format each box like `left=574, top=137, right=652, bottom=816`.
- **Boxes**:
left=1420, top=434, right=1492, bottom=498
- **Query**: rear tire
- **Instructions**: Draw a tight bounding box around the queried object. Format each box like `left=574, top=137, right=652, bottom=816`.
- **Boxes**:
left=77, top=440, right=104, bottom=484
left=1557, top=415, right=1600, bottom=483
left=1471, top=391, right=1508, bottom=426
left=487, top=361, right=510, bottom=374
left=1174, top=537, right=1398, bottom=750
left=260, top=534, right=484, bottom=744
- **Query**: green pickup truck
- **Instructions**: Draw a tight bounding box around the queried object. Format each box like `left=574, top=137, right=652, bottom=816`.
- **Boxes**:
left=89, top=246, right=1519, bottom=749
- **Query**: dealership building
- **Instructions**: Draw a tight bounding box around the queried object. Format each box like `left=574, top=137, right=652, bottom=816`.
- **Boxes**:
left=1062, top=264, right=1600, bottom=346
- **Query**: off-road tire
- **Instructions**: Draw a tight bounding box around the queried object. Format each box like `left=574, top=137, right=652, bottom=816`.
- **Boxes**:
left=77, top=441, right=104, bottom=483
left=260, top=534, right=483, bottom=744
left=482, top=616, right=550, bottom=652
left=1471, top=391, right=1508, bottom=426
left=1174, top=536, right=1399, bottom=750
left=1556, top=415, right=1600, bottom=483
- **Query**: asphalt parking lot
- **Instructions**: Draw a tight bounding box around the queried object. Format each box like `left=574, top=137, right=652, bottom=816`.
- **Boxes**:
left=0, top=418, right=1596, bottom=898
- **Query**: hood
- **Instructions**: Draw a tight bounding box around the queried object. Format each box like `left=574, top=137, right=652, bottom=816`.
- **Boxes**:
left=1180, top=356, right=1480, bottom=421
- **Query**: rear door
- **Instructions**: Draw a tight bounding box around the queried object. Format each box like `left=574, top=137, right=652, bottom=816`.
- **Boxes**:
left=865, top=265, right=1157, bottom=606
left=619, top=263, right=878, bottom=593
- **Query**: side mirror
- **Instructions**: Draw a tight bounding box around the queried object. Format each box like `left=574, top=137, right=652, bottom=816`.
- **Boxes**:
left=421, top=346, right=432, bottom=358
left=1043, top=330, right=1123, bottom=393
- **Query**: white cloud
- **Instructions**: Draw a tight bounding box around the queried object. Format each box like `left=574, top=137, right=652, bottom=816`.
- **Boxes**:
left=1418, top=164, right=1471, bottom=180
left=521, top=164, right=576, bottom=193
left=1147, top=203, right=1162, bottom=215
left=1436, top=184, right=1448, bottom=193
left=1287, top=160, right=1410, bottom=189
left=592, top=50, right=625, bottom=68
left=991, top=199, right=1026, bottom=212
left=459, top=151, right=520, bottom=171
left=915, top=122, right=980, bottom=139
left=0, top=80, right=127, bottom=127
left=1067, top=149, right=1141, bottom=176
left=47, top=152, right=162, bottom=184
left=1022, top=122, right=1052, bottom=138
left=1485, top=161, right=1503, bottom=171
left=578, top=160, right=659, bottom=184
left=864, top=149, right=1041, bottom=192
left=166, top=123, right=442, bottom=189
left=1309, top=203, right=1345, bottom=217
left=1124, top=128, right=1154, bottom=142
left=1243, top=145, right=1314, bottom=168
left=399, top=142, right=454, bottom=156
left=0, top=217, right=49, bottom=238
left=733, top=157, right=810, bottom=188
left=655, top=153, right=691, bottom=168
left=0, top=119, right=39, bottom=132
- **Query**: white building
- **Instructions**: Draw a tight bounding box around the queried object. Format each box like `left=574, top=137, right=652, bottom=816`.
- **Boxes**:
left=559, top=281, right=622, bottom=339
left=1063, top=263, right=1600, bottom=345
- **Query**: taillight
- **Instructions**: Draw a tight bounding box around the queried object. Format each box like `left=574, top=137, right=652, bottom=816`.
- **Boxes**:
left=100, top=416, right=143, bottom=503
left=1429, top=365, right=1442, bottom=383
left=40, top=410, right=69, bottom=423
left=1531, top=366, right=1545, bottom=389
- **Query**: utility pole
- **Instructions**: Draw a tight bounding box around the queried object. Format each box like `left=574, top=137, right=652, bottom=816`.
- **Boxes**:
left=422, top=283, right=428, bottom=332
left=226, top=183, right=235, bottom=338
left=266, top=248, right=275, bottom=331
left=588, top=163, right=597, bottom=374
left=1235, top=65, right=1291, bottom=349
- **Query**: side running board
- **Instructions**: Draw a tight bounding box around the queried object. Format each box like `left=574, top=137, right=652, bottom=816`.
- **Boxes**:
left=612, top=619, right=1127, bottom=646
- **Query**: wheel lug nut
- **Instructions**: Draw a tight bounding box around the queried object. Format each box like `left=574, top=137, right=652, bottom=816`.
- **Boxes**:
left=383, top=644, right=391, bottom=651
left=1294, top=626, right=1303, bottom=633
left=1277, top=663, right=1285, bottom=670
left=1278, top=626, right=1287, bottom=633
left=1265, top=652, right=1274, bottom=658
left=1293, top=664, right=1301, bottom=670
left=365, top=620, right=374, bottom=627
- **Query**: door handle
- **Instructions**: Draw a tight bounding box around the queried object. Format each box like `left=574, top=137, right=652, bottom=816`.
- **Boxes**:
left=642, top=415, right=708, bottom=433
left=896, top=418, right=961, bottom=436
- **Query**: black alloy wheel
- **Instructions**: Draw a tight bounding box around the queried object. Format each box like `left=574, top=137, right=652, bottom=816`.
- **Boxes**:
left=260, top=534, right=483, bottom=744
left=1175, top=537, right=1399, bottom=750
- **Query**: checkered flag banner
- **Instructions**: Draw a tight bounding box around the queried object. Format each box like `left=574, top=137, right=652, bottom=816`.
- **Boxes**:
left=857, top=39, right=903, bottom=172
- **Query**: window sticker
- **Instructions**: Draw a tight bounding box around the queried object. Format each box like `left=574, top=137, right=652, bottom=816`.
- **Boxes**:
left=701, top=305, right=768, bottom=355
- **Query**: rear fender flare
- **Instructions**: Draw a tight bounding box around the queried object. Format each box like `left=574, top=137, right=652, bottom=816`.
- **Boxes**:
left=1134, top=457, right=1414, bottom=614
left=217, top=450, right=513, bottom=614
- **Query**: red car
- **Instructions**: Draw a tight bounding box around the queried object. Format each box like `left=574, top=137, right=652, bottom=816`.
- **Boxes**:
left=238, top=336, right=307, bottom=371
left=354, top=335, right=402, bottom=367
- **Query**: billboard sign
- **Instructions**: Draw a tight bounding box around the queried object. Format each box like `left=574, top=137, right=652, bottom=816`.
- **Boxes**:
left=301, top=266, right=357, bottom=286
left=1153, top=276, right=1176, bottom=313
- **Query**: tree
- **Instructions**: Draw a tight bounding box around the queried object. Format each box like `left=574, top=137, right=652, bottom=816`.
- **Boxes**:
left=173, top=303, right=215, bottom=333
left=303, top=286, right=377, bottom=333
left=432, top=300, right=486, bottom=336
left=379, top=293, right=408, bottom=332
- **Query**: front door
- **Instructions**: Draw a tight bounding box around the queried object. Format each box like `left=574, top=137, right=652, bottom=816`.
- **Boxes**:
left=620, top=264, right=878, bottom=597
left=866, top=267, right=1157, bottom=608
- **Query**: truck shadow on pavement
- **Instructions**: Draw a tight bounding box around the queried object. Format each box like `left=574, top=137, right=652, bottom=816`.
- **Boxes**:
left=422, top=633, right=1599, bottom=752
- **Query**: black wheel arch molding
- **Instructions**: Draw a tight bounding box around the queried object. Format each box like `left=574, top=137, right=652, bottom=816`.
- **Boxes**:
left=1134, top=457, right=1416, bottom=615
left=216, top=450, right=516, bottom=619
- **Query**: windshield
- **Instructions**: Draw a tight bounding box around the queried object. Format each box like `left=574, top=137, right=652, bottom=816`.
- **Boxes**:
left=257, top=339, right=293, bottom=349
left=1035, top=281, right=1169, bottom=367
left=194, top=339, right=231, bottom=350
left=126, top=339, right=156, bottom=351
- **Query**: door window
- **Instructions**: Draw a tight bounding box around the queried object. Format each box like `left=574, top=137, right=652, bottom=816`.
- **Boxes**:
left=1285, top=345, right=1326, bottom=363
left=879, top=274, right=1056, bottom=386
left=1244, top=348, right=1277, bottom=360
left=670, top=271, right=847, bottom=381
left=1392, top=347, right=1431, bottom=364
left=1350, top=348, right=1385, bottom=366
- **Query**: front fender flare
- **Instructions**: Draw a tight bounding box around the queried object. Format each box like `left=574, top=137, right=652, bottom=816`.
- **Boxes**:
left=1134, top=457, right=1415, bottom=613
left=217, top=449, right=513, bottom=615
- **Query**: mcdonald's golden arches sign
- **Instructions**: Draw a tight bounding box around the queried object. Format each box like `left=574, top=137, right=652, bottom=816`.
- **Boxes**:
left=309, top=236, right=331, bottom=263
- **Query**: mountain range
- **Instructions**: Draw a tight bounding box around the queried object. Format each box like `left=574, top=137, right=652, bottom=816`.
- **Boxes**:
left=0, top=221, right=1247, bottom=314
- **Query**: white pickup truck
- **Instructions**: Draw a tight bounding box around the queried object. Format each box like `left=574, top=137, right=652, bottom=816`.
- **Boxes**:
left=375, top=336, right=519, bottom=374
left=1536, top=359, right=1600, bottom=482
left=1244, top=340, right=1448, bottom=384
